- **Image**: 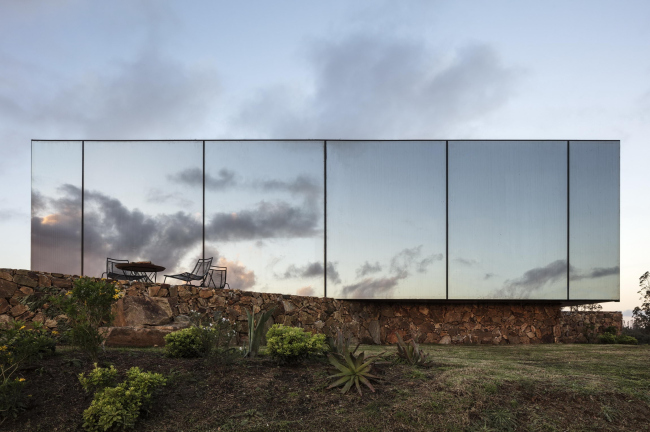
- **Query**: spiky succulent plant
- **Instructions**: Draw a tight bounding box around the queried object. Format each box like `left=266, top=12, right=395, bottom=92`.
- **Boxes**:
left=327, top=346, right=382, bottom=396
left=395, top=333, right=433, bottom=367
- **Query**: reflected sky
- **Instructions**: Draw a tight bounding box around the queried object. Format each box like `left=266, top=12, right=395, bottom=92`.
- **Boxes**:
left=31, top=140, right=619, bottom=300
left=327, top=141, right=446, bottom=299
left=448, top=141, right=568, bottom=300
left=569, top=141, right=620, bottom=300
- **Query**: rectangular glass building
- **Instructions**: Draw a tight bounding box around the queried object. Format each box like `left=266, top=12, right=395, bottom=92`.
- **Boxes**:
left=31, top=140, right=620, bottom=304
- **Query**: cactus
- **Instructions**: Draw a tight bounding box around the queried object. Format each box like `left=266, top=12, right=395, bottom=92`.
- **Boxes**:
left=243, top=306, right=276, bottom=358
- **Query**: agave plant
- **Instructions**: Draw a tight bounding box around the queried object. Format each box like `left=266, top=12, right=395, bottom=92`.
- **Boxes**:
left=395, top=333, right=434, bottom=367
left=327, top=346, right=382, bottom=396
left=243, top=306, right=276, bottom=358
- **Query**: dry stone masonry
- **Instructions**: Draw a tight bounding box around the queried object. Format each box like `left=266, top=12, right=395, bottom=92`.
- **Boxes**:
left=0, top=268, right=622, bottom=346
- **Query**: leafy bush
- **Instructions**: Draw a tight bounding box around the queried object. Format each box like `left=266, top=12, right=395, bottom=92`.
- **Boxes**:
left=243, top=307, right=276, bottom=358
left=265, top=324, right=328, bottom=363
left=81, top=366, right=166, bottom=431
left=48, top=277, right=121, bottom=361
left=164, top=327, right=204, bottom=358
left=597, top=333, right=638, bottom=345
left=79, top=364, right=118, bottom=393
left=633, top=271, right=650, bottom=331
left=165, top=311, right=237, bottom=359
left=0, top=320, right=56, bottom=422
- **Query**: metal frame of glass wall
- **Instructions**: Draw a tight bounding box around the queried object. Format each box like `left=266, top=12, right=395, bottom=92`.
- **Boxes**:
left=31, top=140, right=620, bottom=304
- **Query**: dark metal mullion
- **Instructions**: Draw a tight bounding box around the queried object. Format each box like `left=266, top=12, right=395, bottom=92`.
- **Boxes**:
left=446, top=141, right=449, bottom=300
left=202, top=141, right=206, bottom=262
left=323, top=140, right=327, bottom=298
left=81, top=141, right=85, bottom=276
left=567, top=141, right=570, bottom=301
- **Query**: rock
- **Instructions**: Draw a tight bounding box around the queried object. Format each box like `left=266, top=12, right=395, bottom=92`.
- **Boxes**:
left=0, top=314, right=12, bottom=327
left=199, top=288, right=213, bottom=299
left=51, top=278, right=72, bottom=289
left=0, top=298, right=10, bottom=314
left=113, top=296, right=173, bottom=327
left=439, top=335, right=452, bottom=344
left=369, top=320, right=381, bottom=344
left=10, top=304, right=27, bottom=317
left=103, top=326, right=180, bottom=347
left=148, top=285, right=161, bottom=297
left=13, top=274, right=37, bottom=288
left=45, top=319, right=58, bottom=328
left=0, top=271, right=13, bottom=282
left=0, top=278, right=18, bottom=298
left=20, top=287, right=34, bottom=295
left=282, top=300, right=296, bottom=313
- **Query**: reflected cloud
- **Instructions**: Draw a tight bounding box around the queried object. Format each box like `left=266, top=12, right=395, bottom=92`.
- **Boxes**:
left=170, top=167, right=236, bottom=191
left=455, top=258, right=478, bottom=266
left=341, top=275, right=402, bottom=299
left=278, top=261, right=341, bottom=284
left=571, top=266, right=619, bottom=280
left=214, top=256, right=256, bottom=291
left=495, top=259, right=567, bottom=298
left=146, top=188, right=193, bottom=208
left=356, top=261, right=382, bottom=277
left=296, top=286, right=315, bottom=297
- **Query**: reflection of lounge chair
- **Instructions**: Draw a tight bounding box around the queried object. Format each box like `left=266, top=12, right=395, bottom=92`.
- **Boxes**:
left=163, top=257, right=213, bottom=287
left=207, top=266, right=230, bottom=289
left=102, top=257, right=147, bottom=281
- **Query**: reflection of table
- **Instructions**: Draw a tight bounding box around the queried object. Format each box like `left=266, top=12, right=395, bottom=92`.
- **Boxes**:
left=115, top=262, right=166, bottom=283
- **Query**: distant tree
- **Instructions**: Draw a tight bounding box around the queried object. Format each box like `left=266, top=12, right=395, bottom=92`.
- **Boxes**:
left=570, top=303, right=603, bottom=312
left=632, top=271, right=650, bottom=331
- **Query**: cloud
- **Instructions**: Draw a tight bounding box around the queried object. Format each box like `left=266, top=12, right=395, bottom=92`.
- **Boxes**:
left=495, top=259, right=568, bottom=298
left=236, top=36, right=519, bottom=138
left=169, top=168, right=236, bottom=191
left=455, top=258, right=478, bottom=267
left=205, top=200, right=321, bottom=242
left=259, top=175, right=321, bottom=202
left=214, top=256, right=256, bottom=291
left=0, top=208, right=24, bottom=222
left=571, top=266, right=620, bottom=280
left=341, top=275, right=402, bottom=299
left=278, top=261, right=341, bottom=285
left=146, top=188, right=193, bottom=208
left=342, top=246, right=442, bottom=298
left=296, top=286, right=316, bottom=297
left=356, top=261, right=382, bottom=277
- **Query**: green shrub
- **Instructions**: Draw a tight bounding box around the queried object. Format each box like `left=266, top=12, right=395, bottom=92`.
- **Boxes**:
left=164, top=327, right=204, bottom=358
left=78, top=364, right=118, bottom=393
left=81, top=366, right=166, bottom=431
left=598, top=333, right=616, bottom=344
left=603, top=326, right=618, bottom=335
left=265, top=324, right=328, bottom=363
left=615, top=335, right=638, bottom=345
left=165, top=311, right=237, bottom=360
left=48, top=277, right=121, bottom=361
left=0, top=320, right=56, bottom=422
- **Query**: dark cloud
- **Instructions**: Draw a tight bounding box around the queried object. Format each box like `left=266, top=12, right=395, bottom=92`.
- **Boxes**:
left=236, top=36, right=519, bottom=138
left=146, top=188, right=193, bottom=208
left=169, top=168, right=236, bottom=191
left=455, top=258, right=478, bottom=266
left=343, top=246, right=442, bottom=298
left=259, top=175, right=321, bottom=202
left=205, top=200, right=320, bottom=242
left=341, top=275, right=402, bottom=299
left=279, top=261, right=341, bottom=285
left=495, top=259, right=568, bottom=298
left=571, top=266, right=620, bottom=280
left=356, top=261, right=382, bottom=278
left=484, top=273, right=495, bottom=280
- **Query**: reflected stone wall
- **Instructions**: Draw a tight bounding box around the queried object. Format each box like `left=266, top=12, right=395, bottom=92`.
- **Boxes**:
left=31, top=140, right=620, bottom=302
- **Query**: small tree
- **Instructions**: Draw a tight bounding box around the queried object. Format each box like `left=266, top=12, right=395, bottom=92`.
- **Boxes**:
left=632, top=271, right=650, bottom=331
left=569, top=303, right=603, bottom=312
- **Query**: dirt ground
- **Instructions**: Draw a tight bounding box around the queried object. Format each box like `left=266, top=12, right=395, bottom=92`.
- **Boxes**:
left=4, top=345, right=650, bottom=432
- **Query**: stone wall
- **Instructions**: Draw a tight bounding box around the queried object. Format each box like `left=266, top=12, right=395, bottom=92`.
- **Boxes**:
left=0, top=268, right=623, bottom=345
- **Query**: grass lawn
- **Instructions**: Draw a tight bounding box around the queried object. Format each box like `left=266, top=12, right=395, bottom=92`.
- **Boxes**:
left=5, top=344, right=649, bottom=431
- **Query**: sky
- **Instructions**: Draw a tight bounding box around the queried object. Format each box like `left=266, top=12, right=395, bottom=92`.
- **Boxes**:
left=2, top=1, right=649, bottom=317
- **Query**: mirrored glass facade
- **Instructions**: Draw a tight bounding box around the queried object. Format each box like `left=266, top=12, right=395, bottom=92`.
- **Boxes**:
left=31, top=141, right=83, bottom=275
left=569, top=141, right=620, bottom=300
left=83, top=141, right=203, bottom=278
left=327, top=141, right=446, bottom=299
left=31, top=140, right=619, bottom=302
left=205, top=141, right=324, bottom=295
left=448, top=141, right=568, bottom=300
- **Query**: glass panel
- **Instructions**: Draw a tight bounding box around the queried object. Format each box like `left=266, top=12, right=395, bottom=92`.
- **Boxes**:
left=327, top=141, right=446, bottom=299
left=31, top=141, right=82, bottom=275
left=83, top=141, right=203, bottom=279
left=448, top=141, right=567, bottom=300
left=204, top=141, right=324, bottom=295
left=569, top=141, right=620, bottom=300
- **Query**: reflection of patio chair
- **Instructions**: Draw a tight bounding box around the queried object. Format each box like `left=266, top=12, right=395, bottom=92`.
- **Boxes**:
left=102, top=257, right=146, bottom=281
left=207, top=266, right=230, bottom=289
left=163, top=257, right=213, bottom=287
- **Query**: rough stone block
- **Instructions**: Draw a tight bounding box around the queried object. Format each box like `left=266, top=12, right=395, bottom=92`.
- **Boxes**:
left=113, top=296, right=173, bottom=327
left=0, top=279, right=18, bottom=298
